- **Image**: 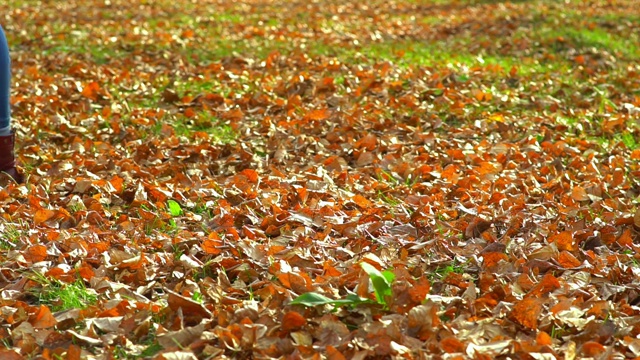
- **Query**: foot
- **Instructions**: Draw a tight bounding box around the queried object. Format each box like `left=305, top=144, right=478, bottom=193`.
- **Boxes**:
left=1, top=167, right=23, bottom=183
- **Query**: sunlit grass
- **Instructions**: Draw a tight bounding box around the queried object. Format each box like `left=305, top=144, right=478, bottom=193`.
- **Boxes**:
left=31, top=274, right=98, bottom=311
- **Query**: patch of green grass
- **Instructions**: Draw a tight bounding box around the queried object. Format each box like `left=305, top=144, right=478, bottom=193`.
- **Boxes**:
left=312, top=38, right=569, bottom=75
left=139, top=343, right=163, bottom=358
left=193, top=264, right=214, bottom=282
left=211, top=12, right=245, bottom=24
left=173, top=112, right=237, bottom=144
left=430, top=261, right=465, bottom=281
left=621, top=132, right=638, bottom=150
left=38, top=41, right=127, bottom=64
left=586, top=129, right=639, bottom=152
left=32, top=274, right=98, bottom=311
left=517, top=17, right=639, bottom=60
left=113, top=341, right=162, bottom=360
left=0, top=222, right=22, bottom=249
left=557, top=27, right=638, bottom=58
left=192, top=201, right=216, bottom=219
left=192, top=291, right=203, bottom=303
left=377, top=191, right=401, bottom=206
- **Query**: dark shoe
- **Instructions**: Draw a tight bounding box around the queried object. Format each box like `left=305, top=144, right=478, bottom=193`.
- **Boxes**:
left=0, top=131, right=23, bottom=184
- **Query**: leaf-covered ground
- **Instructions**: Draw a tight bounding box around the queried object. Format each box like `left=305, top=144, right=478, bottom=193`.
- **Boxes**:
left=1, top=0, right=640, bottom=358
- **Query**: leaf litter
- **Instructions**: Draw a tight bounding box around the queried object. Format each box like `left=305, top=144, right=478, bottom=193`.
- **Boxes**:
left=1, top=0, right=640, bottom=358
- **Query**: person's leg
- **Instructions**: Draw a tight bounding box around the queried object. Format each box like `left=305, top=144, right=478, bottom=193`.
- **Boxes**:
left=0, top=25, right=11, bottom=135
left=0, top=24, right=23, bottom=183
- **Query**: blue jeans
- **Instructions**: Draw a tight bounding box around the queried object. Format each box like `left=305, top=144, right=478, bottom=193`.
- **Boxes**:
left=0, top=25, right=10, bottom=129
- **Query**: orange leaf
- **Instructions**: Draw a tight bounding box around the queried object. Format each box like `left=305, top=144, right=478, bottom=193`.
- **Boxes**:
left=510, top=297, right=543, bottom=330
left=557, top=251, right=581, bottom=268
left=482, top=252, right=508, bottom=268
left=25, top=245, right=47, bottom=263
left=352, top=194, right=372, bottom=208
left=117, top=253, right=147, bottom=270
left=617, top=228, right=633, bottom=247
left=240, top=169, right=259, bottom=183
left=536, top=331, right=552, bottom=346
left=476, top=161, right=498, bottom=176
left=202, top=239, right=223, bottom=255
left=46, top=267, right=66, bottom=279
left=581, top=342, right=605, bottom=357
left=408, top=277, right=431, bottom=303
left=277, top=272, right=312, bottom=293
left=326, top=346, right=347, bottom=360
left=109, top=176, right=125, bottom=193
left=306, top=108, right=330, bottom=121
left=81, top=81, right=100, bottom=101
left=549, top=231, right=575, bottom=251
left=441, top=164, right=459, bottom=183
left=77, top=265, right=95, bottom=281
left=181, top=29, right=195, bottom=39
left=34, top=209, right=57, bottom=225
left=30, top=305, right=57, bottom=329
left=184, top=107, right=196, bottom=118
left=66, top=345, right=82, bottom=360
left=355, top=133, right=377, bottom=150
left=440, top=337, right=465, bottom=353
left=46, top=231, right=60, bottom=241
left=571, top=186, right=589, bottom=202
left=281, top=311, right=306, bottom=332
left=529, top=273, right=561, bottom=297
left=550, top=298, right=572, bottom=315
left=586, top=301, right=608, bottom=317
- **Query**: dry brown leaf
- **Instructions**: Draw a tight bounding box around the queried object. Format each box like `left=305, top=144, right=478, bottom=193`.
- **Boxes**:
left=4, top=0, right=640, bottom=357
left=440, top=337, right=465, bottom=353
left=548, top=231, right=575, bottom=251
left=634, top=211, right=640, bottom=229
left=536, top=331, right=552, bottom=346
left=510, top=297, right=543, bottom=330
left=571, top=186, right=590, bottom=202
left=557, top=251, right=581, bottom=268
left=0, top=350, right=23, bottom=360
left=166, top=290, right=212, bottom=319
left=156, top=350, right=199, bottom=360
left=29, top=305, right=57, bottom=329
left=617, top=228, right=633, bottom=247
left=281, top=311, right=306, bottom=332
left=24, top=245, right=47, bottom=263
left=326, top=345, right=347, bottom=360
left=34, top=209, right=57, bottom=225
left=157, top=323, right=205, bottom=349
left=580, top=341, right=606, bottom=357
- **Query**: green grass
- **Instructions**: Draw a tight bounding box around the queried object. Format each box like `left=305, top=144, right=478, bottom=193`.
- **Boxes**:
left=168, top=112, right=237, bottom=143
left=0, top=222, right=22, bottom=249
left=431, top=261, right=466, bottom=282
left=113, top=341, right=162, bottom=359
left=535, top=27, right=639, bottom=58
left=31, top=274, right=98, bottom=311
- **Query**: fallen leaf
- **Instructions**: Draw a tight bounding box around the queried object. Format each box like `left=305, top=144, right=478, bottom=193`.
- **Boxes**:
left=157, top=323, right=205, bottom=349
left=548, top=231, right=575, bottom=251
left=510, top=297, right=543, bottom=330
left=571, top=186, right=590, bottom=201
left=281, top=311, right=306, bottom=332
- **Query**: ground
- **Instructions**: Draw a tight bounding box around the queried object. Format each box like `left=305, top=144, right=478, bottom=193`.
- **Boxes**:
left=1, top=0, right=640, bottom=358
